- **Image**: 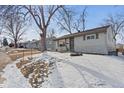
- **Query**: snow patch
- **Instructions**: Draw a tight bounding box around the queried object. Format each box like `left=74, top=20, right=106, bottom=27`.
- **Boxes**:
left=1, top=52, right=124, bottom=88
left=2, top=62, right=31, bottom=88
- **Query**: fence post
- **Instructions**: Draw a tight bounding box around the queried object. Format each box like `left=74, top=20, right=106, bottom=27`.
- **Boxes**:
left=23, top=49, right=24, bottom=61
left=31, top=48, right=32, bottom=58
left=15, top=51, right=17, bottom=60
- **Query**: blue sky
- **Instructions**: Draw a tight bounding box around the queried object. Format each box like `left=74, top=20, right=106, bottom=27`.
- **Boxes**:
left=2, top=5, right=124, bottom=43
left=69, top=5, right=124, bottom=29
left=26, top=5, right=124, bottom=41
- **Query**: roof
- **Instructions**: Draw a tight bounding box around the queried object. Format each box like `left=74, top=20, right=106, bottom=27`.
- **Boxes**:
left=54, top=25, right=110, bottom=40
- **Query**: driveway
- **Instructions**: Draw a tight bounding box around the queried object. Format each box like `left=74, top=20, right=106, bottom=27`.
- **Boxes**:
left=46, top=52, right=124, bottom=88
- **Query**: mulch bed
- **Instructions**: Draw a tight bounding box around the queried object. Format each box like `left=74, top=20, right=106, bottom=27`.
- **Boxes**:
left=16, top=59, right=49, bottom=88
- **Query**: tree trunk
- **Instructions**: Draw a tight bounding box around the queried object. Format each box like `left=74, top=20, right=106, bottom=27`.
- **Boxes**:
left=14, top=42, right=17, bottom=48
left=40, top=31, right=47, bottom=52
left=14, top=39, right=18, bottom=48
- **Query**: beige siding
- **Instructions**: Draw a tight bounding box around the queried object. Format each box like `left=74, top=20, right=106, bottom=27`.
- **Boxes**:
left=106, top=27, right=116, bottom=52
left=74, top=32, right=108, bottom=54
left=55, top=27, right=115, bottom=54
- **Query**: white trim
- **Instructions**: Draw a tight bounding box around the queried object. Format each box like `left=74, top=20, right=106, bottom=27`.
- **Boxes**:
left=86, top=34, right=96, bottom=40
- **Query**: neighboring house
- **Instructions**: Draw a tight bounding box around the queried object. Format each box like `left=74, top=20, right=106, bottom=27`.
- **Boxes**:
left=19, top=37, right=56, bottom=51
left=116, top=43, right=124, bottom=52
left=54, top=25, right=116, bottom=55
left=24, top=40, right=41, bottom=49
left=46, top=37, right=56, bottom=51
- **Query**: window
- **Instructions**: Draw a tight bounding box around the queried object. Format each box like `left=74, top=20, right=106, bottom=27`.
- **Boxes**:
left=86, top=34, right=96, bottom=40
left=59, top=42, right=65, bottom=47
left=49, top=41, right=52, bottom=44
left=91, top=35, right=95, bottom=39
left=87, top=36, right=90, bottom=40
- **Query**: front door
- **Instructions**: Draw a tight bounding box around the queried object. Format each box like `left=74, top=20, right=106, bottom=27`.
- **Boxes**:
left=70, top=37, right=74, bottom=52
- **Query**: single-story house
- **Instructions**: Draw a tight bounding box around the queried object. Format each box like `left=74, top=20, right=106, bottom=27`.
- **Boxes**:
left=19, top=37, right=56, bottom=51
left=19, top=40, right=41, bottom=49
left=54, top=25, right=116, bottom=55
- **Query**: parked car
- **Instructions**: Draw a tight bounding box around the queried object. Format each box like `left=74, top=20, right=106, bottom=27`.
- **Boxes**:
left=9, top=43, right=14, bottom=47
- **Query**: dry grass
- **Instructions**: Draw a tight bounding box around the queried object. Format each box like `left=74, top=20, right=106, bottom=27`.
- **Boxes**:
left=16, top=59, right=49, bottom=87
left=7, top=49, right=41, bottom=61
left=0, top=75, right=6, bottom=84
left=0, top=52, right=12, bottom=71
left=0, top=62, right=9, bottom=71
left=16, top=60, right=30, bottom=68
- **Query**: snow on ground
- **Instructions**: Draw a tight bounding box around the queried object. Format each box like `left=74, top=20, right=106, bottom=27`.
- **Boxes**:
left=1, top=51, right=124, bottom=88
left=42, top=52, right=112, bottom=88
left=40, top=52, right=124, bottom=88
left=0, top=53, right=58, bottom=88
left=1, top=61, right=32, bottom=88
left=0, top=54, right=43, bottom=88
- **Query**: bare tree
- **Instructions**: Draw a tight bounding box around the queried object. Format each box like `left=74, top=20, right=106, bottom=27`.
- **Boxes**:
left=0, top=5, right=62, bottom=51
left=47, top=28, right=56, bottom=38
left=2, top=12, right=27, bottom=48
left=104, top=14, right=124, bottom=43
left=74, top=7, right=87, bottom=32
left=24, top=5, right=62, bottom=52
left=58, top=7, right=74, bottom=34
